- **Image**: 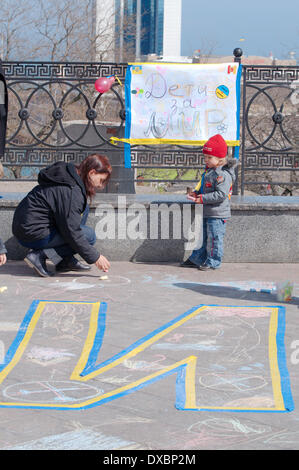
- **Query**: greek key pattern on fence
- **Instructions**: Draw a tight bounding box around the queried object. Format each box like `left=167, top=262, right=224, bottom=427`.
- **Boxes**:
left=2, top=62, right=128, bottom=81
left=244, top=153, right=299, bottom=169
left=245, top=66, right=299, bottom=84
left=3, top=148, right=206, bottom=169
left=3, top=149, right=93, bottom=166
left=130, top=149, right=205, bottom=167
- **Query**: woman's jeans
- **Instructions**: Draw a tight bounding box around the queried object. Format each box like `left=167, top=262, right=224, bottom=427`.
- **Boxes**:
left=18, top=206, right=96, bottom=265
left=189, top=217, right=227, bottom=269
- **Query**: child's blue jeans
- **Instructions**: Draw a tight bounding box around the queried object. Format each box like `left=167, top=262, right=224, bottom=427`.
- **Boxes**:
left=189, top=217, right=226, bottom=269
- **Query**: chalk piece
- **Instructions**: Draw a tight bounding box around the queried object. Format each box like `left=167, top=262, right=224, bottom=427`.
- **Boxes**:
left=99, top=275, right=109, bottom=280
left=0, top=286, right=7, bottom=293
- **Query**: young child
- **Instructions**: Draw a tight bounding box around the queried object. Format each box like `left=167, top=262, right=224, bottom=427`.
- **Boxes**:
left=181, top=134, right=238, bottom=271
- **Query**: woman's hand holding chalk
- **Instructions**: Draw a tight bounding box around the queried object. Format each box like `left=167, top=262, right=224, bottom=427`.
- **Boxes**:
left=95, top=255, right=110, bottom=272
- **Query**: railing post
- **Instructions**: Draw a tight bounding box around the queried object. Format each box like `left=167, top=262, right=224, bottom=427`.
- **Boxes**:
left=232, top=48, right=243, bottom=195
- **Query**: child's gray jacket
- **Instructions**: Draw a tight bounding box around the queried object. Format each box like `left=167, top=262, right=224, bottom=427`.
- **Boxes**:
left=194, top=159, right=238, bottom=219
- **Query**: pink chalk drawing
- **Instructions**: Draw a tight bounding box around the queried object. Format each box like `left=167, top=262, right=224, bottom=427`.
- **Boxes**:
left=205, top=306, right=271, bottom=318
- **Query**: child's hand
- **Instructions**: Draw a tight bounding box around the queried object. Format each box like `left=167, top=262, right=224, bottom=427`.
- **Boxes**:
left=0, top=254, right=7, bottom=266
left=187, top=194, right=200, bottom=203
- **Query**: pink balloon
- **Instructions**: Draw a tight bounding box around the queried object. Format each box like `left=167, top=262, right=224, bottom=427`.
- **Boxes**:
left=94, top=76, right=115, bottom=93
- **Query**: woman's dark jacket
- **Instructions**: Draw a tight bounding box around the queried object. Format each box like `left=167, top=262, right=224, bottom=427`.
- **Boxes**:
left=12, top=162, right=100, bottom=264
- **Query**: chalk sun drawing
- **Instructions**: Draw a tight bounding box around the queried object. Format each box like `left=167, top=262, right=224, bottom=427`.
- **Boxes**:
left=3, top=380, right=103, bottom=404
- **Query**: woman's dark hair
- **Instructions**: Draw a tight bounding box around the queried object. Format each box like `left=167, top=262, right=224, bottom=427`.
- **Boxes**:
left=76, top=154, right=112, bottom=199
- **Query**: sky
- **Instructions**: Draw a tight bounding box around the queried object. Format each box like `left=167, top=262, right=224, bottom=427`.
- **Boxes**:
left=181, top=0, right=299, bottom=60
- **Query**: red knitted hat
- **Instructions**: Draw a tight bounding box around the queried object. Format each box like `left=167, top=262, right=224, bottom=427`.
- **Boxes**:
left=203, top=134, right=227, bottom=158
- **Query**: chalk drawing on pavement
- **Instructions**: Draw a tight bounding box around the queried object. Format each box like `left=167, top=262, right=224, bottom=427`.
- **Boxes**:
left=0, top=301, right=294, bottom=412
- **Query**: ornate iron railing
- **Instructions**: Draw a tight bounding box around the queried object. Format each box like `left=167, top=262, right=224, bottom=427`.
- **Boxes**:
left=2, top=62, right=126, bottom=155
left=240, top=63, right=299, bottom=195
left=1, top=53, right=299, bottom=195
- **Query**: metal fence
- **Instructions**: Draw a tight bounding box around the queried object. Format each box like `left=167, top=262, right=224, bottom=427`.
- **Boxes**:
left=1, top=51, right=299, bottom=195
left=240, top=62, right=299, bottom=195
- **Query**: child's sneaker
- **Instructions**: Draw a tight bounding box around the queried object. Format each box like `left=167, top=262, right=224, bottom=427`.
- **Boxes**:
left=180, top=259, right=197, bottom=268
left=198, top=263, right=215, bottom=271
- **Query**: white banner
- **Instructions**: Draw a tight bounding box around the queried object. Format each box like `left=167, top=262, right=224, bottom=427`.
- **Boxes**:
left=116, top=62, right=242, bottom=147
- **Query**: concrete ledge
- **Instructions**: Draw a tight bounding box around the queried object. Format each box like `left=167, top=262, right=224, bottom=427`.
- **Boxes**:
left=1, top=193, right=299, bottom=262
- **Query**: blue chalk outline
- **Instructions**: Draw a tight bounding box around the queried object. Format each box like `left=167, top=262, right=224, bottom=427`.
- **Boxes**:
left=182, top=304, right=294, bottom=413
left=80, top=302, right=293, bottom=413
left=0, top=299, right=40, bottom=373
left=82, top=305, right=200, bottom=375
left=80, top=301, right=107, bottom=376
left=0, top=302, right=294, bottom=412
left=276, top=306, right=294, bottom=411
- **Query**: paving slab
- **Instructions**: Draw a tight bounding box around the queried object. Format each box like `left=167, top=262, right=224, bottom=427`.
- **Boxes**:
left=0, top=260, right=298, bottom=452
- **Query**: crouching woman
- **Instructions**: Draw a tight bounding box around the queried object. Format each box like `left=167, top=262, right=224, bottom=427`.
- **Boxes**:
left=12, top=154, right=111, bottom=277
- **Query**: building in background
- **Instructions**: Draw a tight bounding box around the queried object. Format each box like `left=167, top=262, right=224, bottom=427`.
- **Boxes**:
left=93, top=0, right=116, bottom=61
left=162, top=0, right=182, bottom=59
left=94, top=0, right=182, bottom=62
